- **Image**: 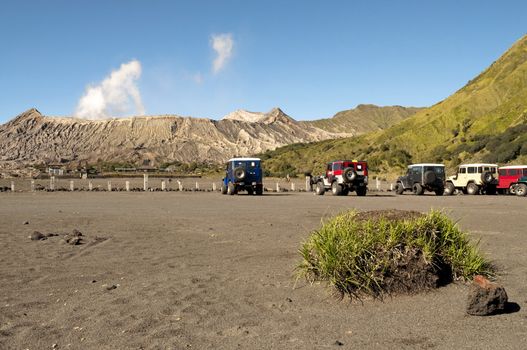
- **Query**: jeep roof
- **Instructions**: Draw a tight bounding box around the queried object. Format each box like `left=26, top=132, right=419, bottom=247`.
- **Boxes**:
left=458, top=163, right=498, bottom=167
left=499, top=165, right=527, bottom=169
left=330, top=159, right=365, bottom=163
left=228, top=157, right=261, bottom=162
left=407, top=163, right=444, bottom=167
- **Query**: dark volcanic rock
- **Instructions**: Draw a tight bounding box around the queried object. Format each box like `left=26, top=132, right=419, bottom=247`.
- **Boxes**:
left=467, top=275, right=508, bottom=316
left=30, top=231, right=45, bottom=240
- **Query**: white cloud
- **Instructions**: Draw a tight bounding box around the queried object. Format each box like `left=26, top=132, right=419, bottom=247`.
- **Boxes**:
left=211, top=33, right=234, bottom=74
left=75, top=60, right=145, bottom=119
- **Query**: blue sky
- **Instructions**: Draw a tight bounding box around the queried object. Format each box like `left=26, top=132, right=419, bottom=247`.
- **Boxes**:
left=0, top=0, right=526, bottom=122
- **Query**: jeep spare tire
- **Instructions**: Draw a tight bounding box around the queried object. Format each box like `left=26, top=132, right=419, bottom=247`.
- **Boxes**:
left=343, top=168, right=357, bottom=182
left=481, top=172, right=493, bottom=184
left=424, top=170, right=436, bottom=185
left=233, top=167, right=246, bottom=180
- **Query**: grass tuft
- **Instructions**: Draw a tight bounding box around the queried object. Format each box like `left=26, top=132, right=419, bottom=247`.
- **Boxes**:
left=297, top=209, right=494, bottom=300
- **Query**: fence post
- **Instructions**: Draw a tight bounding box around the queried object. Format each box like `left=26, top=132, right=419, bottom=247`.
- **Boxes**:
left=305, top=176, right=311, bottom=192
left=125, top=181, right=130, bottom=192
left=30, top=180, right=35, bottom=192
left=88, top=181, right=93, bottom=191
left=50, top=176, right=55, bottom=191
left=10, top=181, right=15, bottom=192
left=177, top=180, right=183, bottom=191
left=195, top=181, right=199, bottom=190
left=291, top=183, right=295, bottom=191
left=376, top=178, right=380, bottom=190
left=107, top=181, right=112, bottom=192
left=390, top=183, right=393, bottom=191
left=70, top=180, right=74, bottom=191
left=161, top=180, right=166, bottom=191
left=212, top=182, right=217, bottom=191
left=143, top=174, right=149, bottom=191
left=276, top=182, right=280, bottom=192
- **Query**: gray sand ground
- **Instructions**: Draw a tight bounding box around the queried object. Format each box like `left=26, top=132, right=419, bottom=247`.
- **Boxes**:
left=1, top=192, right=526, bottom=349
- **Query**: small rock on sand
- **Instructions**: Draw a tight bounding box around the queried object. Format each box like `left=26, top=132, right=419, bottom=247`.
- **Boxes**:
left=30, top=231, right=45, bottom=241
left=467, top=275, right=508, bottom=316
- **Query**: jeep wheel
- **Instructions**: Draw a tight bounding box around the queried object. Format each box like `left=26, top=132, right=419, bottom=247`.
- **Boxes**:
left=481, top=172, right=494, bottom=184
left=343, top=168, right=356, bottom=183
left=220, top=183, right=228, bottom=195
left=516, top=183, right=527, bottom=196
left=341, top=188, right=349, bottom=196
left=509, top=184, right=516, bottom=195
left=315, top=181, right=325, bottom=195
left=444, top=182, right=455, bottom=196
left=356, top=187, right=367, bottom=196
left=424, top=170, right=436, bottom=185
left=233, top=167, right=246, bottom=180
left=395, top=182, right=404, bottom=195
left=466, top=182, right=479, bottom=195
left=255, top=185, right=263, bottom=195
left=227, top=182, right=236, bottom=195
left=412, top=183, right=424, bottom=195
left=434, top=187, right=445, bottom=196
left=331, top=182, right=343, bottom=196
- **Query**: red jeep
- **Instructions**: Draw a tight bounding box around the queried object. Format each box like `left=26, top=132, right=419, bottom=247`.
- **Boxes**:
left=311, top=160, right=368, bottom=196
left=497, top=165, right=527, bottom=194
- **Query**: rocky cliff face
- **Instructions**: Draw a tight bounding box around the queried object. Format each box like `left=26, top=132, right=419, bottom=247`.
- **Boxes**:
left=0, top=108, right=335, bottom=166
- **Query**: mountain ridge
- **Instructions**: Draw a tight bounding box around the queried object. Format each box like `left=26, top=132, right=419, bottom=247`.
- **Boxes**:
left=0, top=104, right=418, bottom=170
left=260, top=34, right=527, bottom=176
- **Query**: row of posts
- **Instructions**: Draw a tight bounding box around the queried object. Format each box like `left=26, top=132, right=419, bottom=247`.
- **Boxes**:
left=7, top=175, right=312, bottom=192
left=7, top=175, right=394, bottom=192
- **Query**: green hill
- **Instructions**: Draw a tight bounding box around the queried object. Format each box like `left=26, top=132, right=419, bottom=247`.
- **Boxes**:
left=302, top=104, right=422, bottom=135
left=260, top=34, right=527, bottom=178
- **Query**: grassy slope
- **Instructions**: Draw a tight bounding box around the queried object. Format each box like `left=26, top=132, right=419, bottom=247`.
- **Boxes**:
left=302, top=104, right=423, bottom=134
left=260, top=35, right=527, bottom=177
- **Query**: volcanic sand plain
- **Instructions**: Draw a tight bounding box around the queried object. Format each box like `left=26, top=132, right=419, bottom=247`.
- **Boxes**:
left=1, top=191, right=526, bottom=349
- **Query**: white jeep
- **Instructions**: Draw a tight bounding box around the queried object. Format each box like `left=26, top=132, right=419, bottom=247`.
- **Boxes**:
left=444, top=163, right=498, bottom=195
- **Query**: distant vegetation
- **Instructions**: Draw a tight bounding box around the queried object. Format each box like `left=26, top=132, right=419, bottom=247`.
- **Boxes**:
left=258, top=35, right=527, bottom=177
left=302, top=104, right=422, bottom=134
left=297, top=210, right=493, bottom=300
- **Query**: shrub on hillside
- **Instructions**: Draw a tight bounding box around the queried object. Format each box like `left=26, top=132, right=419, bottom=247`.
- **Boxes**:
left=297, top=210, right=493, bottom=300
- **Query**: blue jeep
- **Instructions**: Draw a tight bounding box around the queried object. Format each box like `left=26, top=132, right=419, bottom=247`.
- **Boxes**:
left=221, top=158, right=263, bottom=195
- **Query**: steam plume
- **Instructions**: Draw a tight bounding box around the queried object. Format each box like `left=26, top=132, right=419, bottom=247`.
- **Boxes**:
left=75, top=60, right=145, bottom=119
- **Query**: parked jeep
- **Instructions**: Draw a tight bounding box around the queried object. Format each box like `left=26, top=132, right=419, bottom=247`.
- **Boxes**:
left=444, top=163, right=498, bottom=195
left=395, top=164, right=445, bottom=195
left=513, top=176, right=527, bottom=197
left=311, top=160, right=368, bottom=196
left=221, top=158, right=263, bottom=195
left=497, top=165, right=527, bottom=194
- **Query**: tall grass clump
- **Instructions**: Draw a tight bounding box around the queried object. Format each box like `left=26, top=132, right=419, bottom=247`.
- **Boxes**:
left=297, top=210, right=494, bottom=300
